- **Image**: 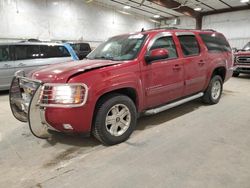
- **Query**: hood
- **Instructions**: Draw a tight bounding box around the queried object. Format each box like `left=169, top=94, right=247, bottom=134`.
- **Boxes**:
left=235, top=51, right=250, bottom=56
left=29, top=59, right=122, bottom=83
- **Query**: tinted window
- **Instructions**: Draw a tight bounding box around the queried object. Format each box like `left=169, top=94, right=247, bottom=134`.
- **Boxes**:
left=0, top=46, right=10, bottom=62
left=150, top=36, right=178, bottom=59
left=40, top=45, right=70, bottom=58
left=15, top=45, right=40, bottom=60
left=178, top=35, right=200, bottom=56
left=200, top=33, right=231, bottom=52
left=71, top=43, right=91, bottom=51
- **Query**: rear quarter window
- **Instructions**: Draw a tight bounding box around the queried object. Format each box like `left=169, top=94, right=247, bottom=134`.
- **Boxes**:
left=199, top=33, right=231, bottom=52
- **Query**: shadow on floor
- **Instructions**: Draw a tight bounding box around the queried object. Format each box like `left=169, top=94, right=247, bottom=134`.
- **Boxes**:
left=236, top=74, right=250, bottom=79
left=0, top=90, right=9, bottom=96
left=136, top=99, right=202, bottom=131
left=44, top=99, right=203, bottom=147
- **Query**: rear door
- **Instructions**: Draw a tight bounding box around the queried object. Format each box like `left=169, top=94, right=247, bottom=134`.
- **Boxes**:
left=0, top=45, right=15, bottom=89
left=141, top=32, right=184, bottom=108
left=176, top=33, right=208, bottom=96
left=14, top=44, right=41, bottom=74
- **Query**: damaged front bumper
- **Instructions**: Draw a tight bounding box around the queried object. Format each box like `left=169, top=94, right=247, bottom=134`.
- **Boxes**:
left=9, top=71, right=53, bottom=139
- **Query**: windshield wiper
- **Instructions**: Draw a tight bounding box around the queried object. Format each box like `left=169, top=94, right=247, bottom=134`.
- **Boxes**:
left=93, top=56, right=114, bottom=60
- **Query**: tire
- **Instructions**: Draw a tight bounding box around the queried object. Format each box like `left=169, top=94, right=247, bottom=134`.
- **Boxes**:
left=202, top=75, right=223, bottom=105
left=92, top=93, right=137, bottom=145
left=232, top=72, right=240, bottom=77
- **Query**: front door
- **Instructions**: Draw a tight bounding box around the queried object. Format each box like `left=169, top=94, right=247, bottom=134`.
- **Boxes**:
left=141, top=33, right=184, bottom=109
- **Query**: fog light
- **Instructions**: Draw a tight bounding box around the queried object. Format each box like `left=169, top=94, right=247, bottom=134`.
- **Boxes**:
left=63, top=124, right=73, bottom=130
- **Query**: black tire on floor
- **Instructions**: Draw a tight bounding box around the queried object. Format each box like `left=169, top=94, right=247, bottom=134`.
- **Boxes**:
left=232, top=72, right=240, bottom=77
left=202, top=75, right=223, bottom=105
left=92, top=93, right=137, bottom=145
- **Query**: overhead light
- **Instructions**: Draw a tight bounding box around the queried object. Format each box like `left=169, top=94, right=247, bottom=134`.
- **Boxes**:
left=240, top=0, right=249, bottom=3
left=53, top=1, right=58, bottom=5
left=118, top=10, right=131, bottom=15
left=85, top=0, right=93, bottom=3
left=153, top=15, right=160, bottom=18
left=194, top=7, right=202, bottom=11
left=123, top=5, right=131, bottom=9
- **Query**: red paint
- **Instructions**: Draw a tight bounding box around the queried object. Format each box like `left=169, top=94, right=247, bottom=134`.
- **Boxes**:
left=30, top=29, right=233, bottom=134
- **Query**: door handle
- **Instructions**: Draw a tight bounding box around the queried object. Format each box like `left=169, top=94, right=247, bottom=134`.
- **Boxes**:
left=173, top=64, right=181, bottom=71
left=198, top=60, right=205, bottom=65
left=18, top=63, right=26, bottom=67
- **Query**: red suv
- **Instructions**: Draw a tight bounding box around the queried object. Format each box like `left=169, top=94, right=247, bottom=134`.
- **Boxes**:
left=10, top=29, right=234, bottom=145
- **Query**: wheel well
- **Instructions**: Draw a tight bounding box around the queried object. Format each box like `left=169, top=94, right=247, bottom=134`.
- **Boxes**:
left=96, top=88, right=138, bottom=108
left=212, top=67, right=226, bottom=82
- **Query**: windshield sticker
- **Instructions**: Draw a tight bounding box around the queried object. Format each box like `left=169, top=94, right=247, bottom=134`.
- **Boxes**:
left=128, top=34, right=144, bottom=39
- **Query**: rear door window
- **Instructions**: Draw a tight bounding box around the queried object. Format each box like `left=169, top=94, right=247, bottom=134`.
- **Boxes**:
left=0, top=46, right=10, bottom=62
left=15, top=45, right=40, bottom=60
left=150, top=36, right=178, bottom=59
left=178, top=35, right=200, bottom=56
left=199, top=33, right=231, bottom=52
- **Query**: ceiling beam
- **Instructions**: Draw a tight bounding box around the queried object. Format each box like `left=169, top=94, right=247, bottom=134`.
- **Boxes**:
left=202, top=5, right=250, bottom=16
left=147, top=0, right=201, bottom=18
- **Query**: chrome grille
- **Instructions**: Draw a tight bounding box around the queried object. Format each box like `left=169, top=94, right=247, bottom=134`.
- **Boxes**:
left=236, top=56, right=250, bottom=64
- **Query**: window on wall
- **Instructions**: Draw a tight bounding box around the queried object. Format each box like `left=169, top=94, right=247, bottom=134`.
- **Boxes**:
left=0, top=46, right=10, bottom=62
left=178, top=35, right=200, bottom=56
left=199, top=33, right=231, bottom=52
left=150, top=36, right=178, bottom=59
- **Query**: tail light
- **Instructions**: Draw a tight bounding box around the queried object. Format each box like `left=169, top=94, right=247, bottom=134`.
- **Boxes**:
left=39, top=83, right=88, bottom=107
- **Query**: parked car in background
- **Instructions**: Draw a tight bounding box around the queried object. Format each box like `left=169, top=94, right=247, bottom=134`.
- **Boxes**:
left=10, top=29, right=233, bottom=145
left=233, top=42, right=250, bottom=77
left=0, top=42, right=78, bottom=90
left=69, top=42, right=92, bottom=60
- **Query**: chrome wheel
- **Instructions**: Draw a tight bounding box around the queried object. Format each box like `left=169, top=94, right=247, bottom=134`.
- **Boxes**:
left=211, top=80, right=221, bottom=100
left=105, top=104, right=131, bottom=137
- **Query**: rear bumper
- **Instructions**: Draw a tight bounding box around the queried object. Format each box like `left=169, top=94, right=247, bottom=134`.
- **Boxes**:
left=9, top=71, right=92, bottom=139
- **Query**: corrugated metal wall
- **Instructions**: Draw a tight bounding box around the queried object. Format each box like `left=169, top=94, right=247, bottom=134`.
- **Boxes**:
left=0, top=0, right=154, bottom=47
left=203, top=10, right=250, bottom=49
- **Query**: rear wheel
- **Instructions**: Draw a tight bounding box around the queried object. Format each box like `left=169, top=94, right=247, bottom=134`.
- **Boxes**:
left=92, top=94, right=137, bottom=145
left=202, top=75, right=223, bottom=105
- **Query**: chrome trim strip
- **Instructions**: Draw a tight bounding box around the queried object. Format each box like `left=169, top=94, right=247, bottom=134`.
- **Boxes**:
left=38, top=83, right=89, bottom=108
left=144, top=92, right=204, bottom=115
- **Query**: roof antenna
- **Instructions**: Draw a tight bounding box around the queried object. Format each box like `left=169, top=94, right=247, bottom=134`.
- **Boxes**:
left=141, top=28, right=145, bottom=32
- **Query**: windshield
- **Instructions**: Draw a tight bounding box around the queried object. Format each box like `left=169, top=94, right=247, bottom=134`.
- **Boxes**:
left=243, top=42, right=250, bottom=51
left=87, top=34, right=147, bottom=61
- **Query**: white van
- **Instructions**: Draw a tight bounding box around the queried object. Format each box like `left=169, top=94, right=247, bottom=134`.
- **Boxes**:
left=0, top=42, right=78, bottom=90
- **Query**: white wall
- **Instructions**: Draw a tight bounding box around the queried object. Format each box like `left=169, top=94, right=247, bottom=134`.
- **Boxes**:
left=0, top=0, right=154, bottom=47
left=203, top=10, right=250, bottom=49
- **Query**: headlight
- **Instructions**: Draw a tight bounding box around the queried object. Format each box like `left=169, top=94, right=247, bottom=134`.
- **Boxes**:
left=39, top=83, right=88, bottom=107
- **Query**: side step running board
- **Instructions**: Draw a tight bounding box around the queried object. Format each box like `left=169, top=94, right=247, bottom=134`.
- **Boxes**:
left=144, top=92, right=204, bottom=116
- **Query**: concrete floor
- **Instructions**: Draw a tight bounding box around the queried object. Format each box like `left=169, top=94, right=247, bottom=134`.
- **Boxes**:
left=0, top=76, right=250, bottom=188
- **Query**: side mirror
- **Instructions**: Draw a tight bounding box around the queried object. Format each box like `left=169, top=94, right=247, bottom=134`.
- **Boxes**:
left=145, top=48, right=169, bottom=64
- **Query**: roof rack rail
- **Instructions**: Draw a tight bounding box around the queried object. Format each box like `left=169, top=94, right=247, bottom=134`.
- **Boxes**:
left=140, top=27, right=217, bottom=33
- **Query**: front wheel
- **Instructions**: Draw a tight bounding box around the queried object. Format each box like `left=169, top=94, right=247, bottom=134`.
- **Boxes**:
left=92, top=94, right=137, bottom=145
left=202, top=75, right=223, bottom=105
